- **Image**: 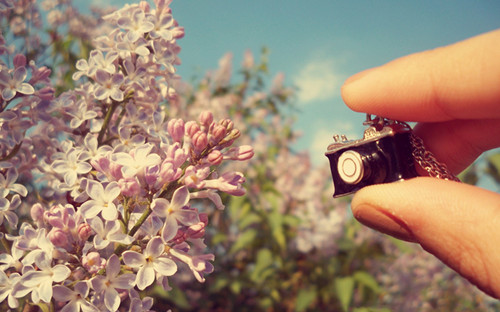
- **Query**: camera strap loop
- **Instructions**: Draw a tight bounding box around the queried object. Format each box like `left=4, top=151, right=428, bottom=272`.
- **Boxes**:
left=365, top=114, right=461, bottom=182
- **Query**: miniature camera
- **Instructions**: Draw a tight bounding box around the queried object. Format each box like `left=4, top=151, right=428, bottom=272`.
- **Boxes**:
left=325, top=117, right=418, bottom=198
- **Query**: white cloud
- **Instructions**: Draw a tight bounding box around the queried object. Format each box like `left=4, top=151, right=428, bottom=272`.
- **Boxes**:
left=293, top=57, right=343, bottom=105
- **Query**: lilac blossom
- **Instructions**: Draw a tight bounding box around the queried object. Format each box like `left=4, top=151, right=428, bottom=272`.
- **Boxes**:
left=13, top=253, right=71, bottom=303
left=51, top=147, right=92, bottom=186
left=117, top=8, right=155, bottom=43
left=53, top=282, right=99, bottom=312
left=89, top=218, right=134, bottom=250
left=79, top=180, right=121, bottom=221
left=0, top=168, right=28, bottom=198
left=0, top=194, right=20, bottom=228
left=0, top=66, right=35, bottom=101
left=91, top=254, right=135, bottom=311
left=123, top=237, right=177, bottom=290
left=0, top=270, right=20, bottom=309
left=93, top=69, right=125, bottom=102
left=0, top=0, right=257, bottom=310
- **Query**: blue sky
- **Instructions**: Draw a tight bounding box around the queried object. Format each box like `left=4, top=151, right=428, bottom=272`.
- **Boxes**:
left=88, top=1, right=500, bottom=165
left=168, top=1, right=500, bottom=164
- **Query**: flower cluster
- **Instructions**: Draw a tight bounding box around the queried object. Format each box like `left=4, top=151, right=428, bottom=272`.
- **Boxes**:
left=0, top=0, right=253, bottom=311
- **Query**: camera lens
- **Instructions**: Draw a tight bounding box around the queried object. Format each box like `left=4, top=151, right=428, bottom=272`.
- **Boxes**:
left=337, top=150, right=364, bottom=184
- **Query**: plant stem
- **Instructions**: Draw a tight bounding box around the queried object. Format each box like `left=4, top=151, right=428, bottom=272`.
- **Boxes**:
left=97, top=101, right=119, bottom=145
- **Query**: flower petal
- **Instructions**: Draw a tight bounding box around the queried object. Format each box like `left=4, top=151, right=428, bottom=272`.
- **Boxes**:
left=153, top=257, right=177, bottom=277
left=122, top=251, right=145, bottom=268
left=170, top=186, right=190, bottom=210
left=136, top=265, right=154, bottom=290
left=145, top=237, right=164, bottom=258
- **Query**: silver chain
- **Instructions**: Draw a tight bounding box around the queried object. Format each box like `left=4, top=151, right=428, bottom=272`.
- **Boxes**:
left=409, top=132, right=461, bottom=182
left=365, top=115, right=460, bottom=182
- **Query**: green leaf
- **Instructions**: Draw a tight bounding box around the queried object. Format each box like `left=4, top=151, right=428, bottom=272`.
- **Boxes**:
left=250, top=248, right=274, bottom=283
left=353, top=271, right=381, bottom=294
left=229, top=228, right=258, bottom=254
left=269, top=210, right=286, bottom=251
left=335, top=276, right=355, bottom=312
left=35, top=303, right=51, bottom=312
left=211, top=232, right=227, bottom=245
left=211, top=276, right=230, bottom=292
left=239, top=212, right=262, bottom=229
left=295, top=287, right=317, bottom=312
left=353, top=308, right=392, bottom=312
left=230, top=280, right=242, bottom=294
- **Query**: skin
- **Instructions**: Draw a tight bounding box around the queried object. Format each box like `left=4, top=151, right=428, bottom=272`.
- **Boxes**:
left=341, top=29, right=500, bottom=298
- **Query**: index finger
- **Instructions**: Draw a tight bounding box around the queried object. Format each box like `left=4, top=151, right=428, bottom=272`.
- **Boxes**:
left=341, top=29, right=500, bottom=122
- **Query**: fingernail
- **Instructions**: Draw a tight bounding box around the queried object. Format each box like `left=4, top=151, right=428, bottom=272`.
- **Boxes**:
left=352, top=204, right=416, bottom=242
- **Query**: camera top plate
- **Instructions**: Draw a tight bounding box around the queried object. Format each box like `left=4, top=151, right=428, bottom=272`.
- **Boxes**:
left=325, top=123, right=412, bottom=156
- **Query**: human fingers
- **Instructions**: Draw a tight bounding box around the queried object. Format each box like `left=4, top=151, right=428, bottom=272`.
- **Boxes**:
left=341, top=29, right=500, bottom=122
left=351, top=177, right=500, bottom=298
left=413, top=118, right=500, bottom=174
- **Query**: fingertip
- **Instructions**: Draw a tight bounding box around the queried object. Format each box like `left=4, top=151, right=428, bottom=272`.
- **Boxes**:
left=351, top=177, right=500, bottom=297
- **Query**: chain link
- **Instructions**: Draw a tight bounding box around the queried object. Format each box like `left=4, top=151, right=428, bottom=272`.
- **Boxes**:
left=409, top=132, right=461, bottom=182
left=364, top=114, right=460, bottom=182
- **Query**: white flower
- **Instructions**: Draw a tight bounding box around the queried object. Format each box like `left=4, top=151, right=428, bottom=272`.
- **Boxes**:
left=0, top=270, right=21, bottom=309
left=113, top=144, right=161, bottom=178
left=93, top=70, right=124, bottom=102
left=80, top=180, right=121, bottom=221
left=0, top=244, right=23, bottom=271
left=91, top=254, right=135, bottom=312
left=13, top=253, right=70, bottom=303
left=122, top=237, right=177, bottom=290
left=66, top=99, right=98, bottom=129
left=0, top=168, right=27, bottom=198
left=89, top=218, right=133, bottom=250
left=0, top=66, right=35, bottom=101
left=151, top=186, right=200, bottom=242
left=52, top=148, right=92, bottom=186
left=53, top=281, right=99, bottom=312
left=0, top=194, right=20, bottom=228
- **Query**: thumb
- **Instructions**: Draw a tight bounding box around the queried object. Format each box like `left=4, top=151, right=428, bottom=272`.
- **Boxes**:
left=351, top=177, right=500, bottom=298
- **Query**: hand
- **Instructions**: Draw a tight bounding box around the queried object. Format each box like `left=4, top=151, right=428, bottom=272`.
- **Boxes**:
left=341, top=29, right=500, bottom=298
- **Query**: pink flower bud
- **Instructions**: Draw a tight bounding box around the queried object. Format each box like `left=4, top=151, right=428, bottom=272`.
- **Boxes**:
left=199, top=111, right=213, bottom=128
left=91, top=156, right=110, bottom=174
left=186, top=223, right=205, bottom=239
left=82, top=252, right=105, bottom=274
left=185, top=121, right=200, bottom=137
left=109, top=161, right=124, bottom=180
left=77, top=223, right=92, bottom=242
left=13, top=54, right=26, bottom=68
left=207, top=150, right=223, bottom=165
left=242, top=49, right=254, bottom=70
left=210, top=125, right=226, bottom=144
left=44, top=205, right=66, bottom=228
left=160, top=161, right=182, bottom=184
left=30, top=203, right=44, bottom=223
left=167, top=118, right=185, bottom=142
left=193, top=131, right=208, bottom=153
left=118, top=177, right=141, bottom=197
left=49, top=228, right=69, bottom=248
left=165, top=143, right=187, bottom=168
left=224, top=145, right=254, bottom=161
left=139, top=1, right=150, bottom=11
left=172, top=26, right=185, bottom=39
left=36, top=86, right=55, bottom=100
left=221, top=119, right=234, bottom=130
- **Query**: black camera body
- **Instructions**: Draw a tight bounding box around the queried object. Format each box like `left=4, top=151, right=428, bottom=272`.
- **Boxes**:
left=325, top=122, right=417, bottom=198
